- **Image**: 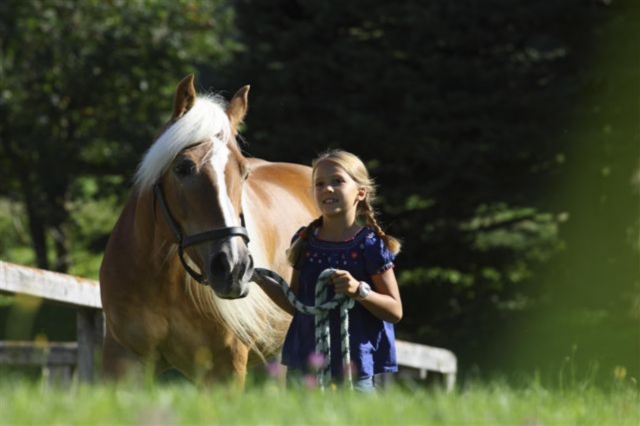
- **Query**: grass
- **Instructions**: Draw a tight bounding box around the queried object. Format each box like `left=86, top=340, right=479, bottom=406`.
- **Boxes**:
left=1, top=375, right=638, bottom=425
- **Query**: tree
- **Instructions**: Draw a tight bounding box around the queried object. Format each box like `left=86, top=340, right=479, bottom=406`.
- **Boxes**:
left=0, top=0, right=238, bottom=272
left=223, top=0, right=568, bottom=337
left=222, top=0, right=639, bottom=379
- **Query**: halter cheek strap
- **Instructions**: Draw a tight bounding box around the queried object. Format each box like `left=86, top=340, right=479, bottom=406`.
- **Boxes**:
left=153, top=183, right=250, bottom=284
left=153, top=184, right=183, bottom=243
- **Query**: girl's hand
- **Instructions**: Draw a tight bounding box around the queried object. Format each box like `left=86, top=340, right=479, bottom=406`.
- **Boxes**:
left=330, top=269, right=359, bottom=298
left=330, top=268, right=403, bottom=323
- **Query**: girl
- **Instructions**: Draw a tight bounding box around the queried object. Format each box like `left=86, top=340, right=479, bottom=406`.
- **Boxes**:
left=257, top=149, right=402, bottom=392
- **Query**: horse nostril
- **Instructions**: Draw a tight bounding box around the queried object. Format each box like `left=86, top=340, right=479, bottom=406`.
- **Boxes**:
left=246, top=255, right=254, bottom=274
left=210, top=252, right=231, bottom=277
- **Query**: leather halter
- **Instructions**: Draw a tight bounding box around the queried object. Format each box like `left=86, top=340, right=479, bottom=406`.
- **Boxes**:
left=153, top=183, right=250, bottom=284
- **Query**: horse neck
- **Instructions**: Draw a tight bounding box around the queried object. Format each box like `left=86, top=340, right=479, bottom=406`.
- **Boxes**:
left=129, top=188, right=181, bottom=278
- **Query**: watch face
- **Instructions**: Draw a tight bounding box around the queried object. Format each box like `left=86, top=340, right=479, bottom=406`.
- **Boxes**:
left=358, top=282, right=371, bottom=298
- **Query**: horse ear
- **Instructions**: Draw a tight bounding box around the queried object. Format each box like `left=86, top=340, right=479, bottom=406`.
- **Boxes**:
left=172, top=74, right=197, bottom=120
left=227, top=85, right=250, bottom=131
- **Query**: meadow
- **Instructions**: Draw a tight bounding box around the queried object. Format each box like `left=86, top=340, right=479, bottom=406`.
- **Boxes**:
left=1, top=374, right=638, bottom=426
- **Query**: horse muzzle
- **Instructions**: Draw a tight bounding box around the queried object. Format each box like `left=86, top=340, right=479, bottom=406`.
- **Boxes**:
left=205, top=245, right=254, bottom=299
left=153, top=182, right=254, bottom=298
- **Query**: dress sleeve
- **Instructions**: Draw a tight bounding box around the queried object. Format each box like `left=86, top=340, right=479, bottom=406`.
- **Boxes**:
left=363, top=231, right=396, bottom=276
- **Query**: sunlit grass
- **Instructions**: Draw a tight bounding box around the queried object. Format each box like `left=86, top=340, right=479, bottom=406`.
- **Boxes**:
left=1, top=375, right=638, bottom=425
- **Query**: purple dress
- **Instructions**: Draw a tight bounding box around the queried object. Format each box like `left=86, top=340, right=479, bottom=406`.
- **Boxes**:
left=281, top=227, right=398, bottom=380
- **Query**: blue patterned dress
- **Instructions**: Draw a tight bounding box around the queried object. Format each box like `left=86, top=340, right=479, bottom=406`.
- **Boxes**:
left=281, top=227, right=398, bottom=380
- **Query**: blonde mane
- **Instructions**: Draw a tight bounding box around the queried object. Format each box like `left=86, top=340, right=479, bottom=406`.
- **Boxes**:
left=184, top=273, right=290, bottom=360
left=169, top=246, right=288, bottom=359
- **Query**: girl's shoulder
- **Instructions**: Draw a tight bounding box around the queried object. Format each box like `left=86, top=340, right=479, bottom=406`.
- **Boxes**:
left=360, top=227, right=396, bottom=274
left=360, top=227, right=384, bottom=245
left=357, top=228, right=393, bottom=257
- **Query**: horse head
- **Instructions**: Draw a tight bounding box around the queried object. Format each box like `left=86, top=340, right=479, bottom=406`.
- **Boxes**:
left=136, top=75, right=254, bottom=299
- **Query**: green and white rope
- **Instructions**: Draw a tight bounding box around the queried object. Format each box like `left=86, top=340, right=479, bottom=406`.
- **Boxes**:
left=253, top=267, right=356, bottom=390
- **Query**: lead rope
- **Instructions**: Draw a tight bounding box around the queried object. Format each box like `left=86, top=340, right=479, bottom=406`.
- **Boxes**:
left=252, top=267, right=355, bottom=390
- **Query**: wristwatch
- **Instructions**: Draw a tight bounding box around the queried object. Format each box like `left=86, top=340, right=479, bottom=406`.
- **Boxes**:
left=356, top=281, right=371, bottom=300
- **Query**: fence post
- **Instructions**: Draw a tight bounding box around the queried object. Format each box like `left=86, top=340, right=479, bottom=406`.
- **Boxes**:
left=76, top=308, right=104, bottom=383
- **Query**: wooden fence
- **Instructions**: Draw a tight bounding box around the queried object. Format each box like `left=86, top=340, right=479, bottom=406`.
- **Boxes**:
left=0, top=261, right=103, bottom=384
left=0, top=260, right=457, bottom=389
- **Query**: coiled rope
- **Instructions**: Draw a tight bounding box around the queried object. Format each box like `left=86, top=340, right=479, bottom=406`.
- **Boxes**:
left=252, top=267, right=355, bottom=390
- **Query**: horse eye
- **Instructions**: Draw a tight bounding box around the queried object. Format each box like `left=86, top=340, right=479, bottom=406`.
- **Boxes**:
left=173, top=159, right=196, bottom=177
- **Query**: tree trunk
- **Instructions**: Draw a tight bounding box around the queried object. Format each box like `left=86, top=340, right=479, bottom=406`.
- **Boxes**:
left=52, top=223, right=70, bottom=273
left=24, top=191, right=49, bottom=270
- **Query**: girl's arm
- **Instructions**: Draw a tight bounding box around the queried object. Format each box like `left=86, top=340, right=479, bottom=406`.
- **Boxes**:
left=254, top=269, right=299, bottom=316
left=331, top=268, right=403, bottom=323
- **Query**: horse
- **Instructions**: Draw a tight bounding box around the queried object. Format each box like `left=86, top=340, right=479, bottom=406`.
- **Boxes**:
left=99, top=75, right=318, bottom=386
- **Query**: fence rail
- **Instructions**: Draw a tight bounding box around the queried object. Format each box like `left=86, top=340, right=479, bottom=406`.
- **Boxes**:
left=0, top=261, right=103, bottom=383
left=0, top=260, right=456, bottom=389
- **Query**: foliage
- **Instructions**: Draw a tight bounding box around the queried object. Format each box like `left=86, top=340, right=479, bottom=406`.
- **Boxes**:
left=216, top=0, right=639, bottom=378
left=0, top=199, right=32, bottom=263
left=228, top=0, right=574, bottom=317
left=0, top=0, right=239, bottom=272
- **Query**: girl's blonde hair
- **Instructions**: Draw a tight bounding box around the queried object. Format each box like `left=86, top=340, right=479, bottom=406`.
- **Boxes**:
left=286, top=149, right=401, bottom=266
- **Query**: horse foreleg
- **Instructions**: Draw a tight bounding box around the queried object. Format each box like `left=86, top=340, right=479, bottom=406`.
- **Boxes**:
left=102, top=327, right=141, bottom=381
left=102, top=327, right=167, bottom=383
left=198, top=343, right=249, bottom=389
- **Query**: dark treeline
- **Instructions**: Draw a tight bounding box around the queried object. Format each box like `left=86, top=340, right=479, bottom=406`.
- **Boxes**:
left=1, top=0, right=638, bottom=384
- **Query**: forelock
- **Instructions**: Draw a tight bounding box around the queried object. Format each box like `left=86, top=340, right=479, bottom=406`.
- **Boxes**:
left=133, top=95, right=232, bottom=190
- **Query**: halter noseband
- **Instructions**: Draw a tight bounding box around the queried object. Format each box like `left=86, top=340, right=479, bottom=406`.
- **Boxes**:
left=153, top=183, right=250, bottom=284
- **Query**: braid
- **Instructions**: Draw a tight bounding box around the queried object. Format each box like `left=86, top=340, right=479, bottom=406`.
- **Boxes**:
left=286, top=216, right=323, bottom=266
left=360, top=201, right=402, bottom=255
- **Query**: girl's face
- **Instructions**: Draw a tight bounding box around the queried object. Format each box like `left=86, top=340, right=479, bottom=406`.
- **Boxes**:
left=313, top=161, right=366, bottom=219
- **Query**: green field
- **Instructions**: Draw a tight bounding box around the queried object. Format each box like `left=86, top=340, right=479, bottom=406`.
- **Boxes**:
left=1, top=376, right=637, bottom=425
